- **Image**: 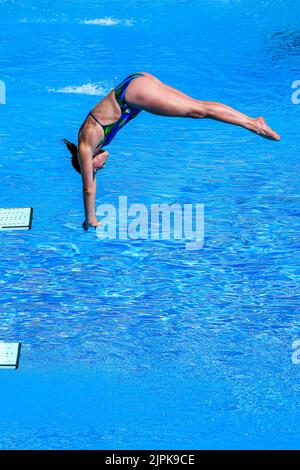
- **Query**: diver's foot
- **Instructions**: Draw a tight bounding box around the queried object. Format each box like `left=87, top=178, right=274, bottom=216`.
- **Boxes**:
left=251, top=116, right=280, bottom=141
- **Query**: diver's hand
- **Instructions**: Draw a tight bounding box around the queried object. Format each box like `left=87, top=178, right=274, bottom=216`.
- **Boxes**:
left=82, top=219, right=102, bottom=230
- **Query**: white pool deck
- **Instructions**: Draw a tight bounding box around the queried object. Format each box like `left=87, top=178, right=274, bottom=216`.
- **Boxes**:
left=0, top=208, right=33, bottom=230
left=0, top=343, right=21, bottom=369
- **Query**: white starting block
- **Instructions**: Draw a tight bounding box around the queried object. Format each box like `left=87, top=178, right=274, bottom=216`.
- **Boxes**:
left=0, top=343, right=21, bottom=369
left=0, top=207, right=33, bottom=230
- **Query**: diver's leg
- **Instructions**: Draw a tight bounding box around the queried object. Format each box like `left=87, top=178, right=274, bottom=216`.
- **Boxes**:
left=197, top=101, right=280, bottom=140
left=138, top=72, right=192, bottom=99
left=125, top=76, right=280, bottom=140
left=141, top=72, right=191, bottom=98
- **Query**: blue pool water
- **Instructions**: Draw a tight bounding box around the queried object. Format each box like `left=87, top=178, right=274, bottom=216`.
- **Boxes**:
left=0, top=0, right=300, bottom=449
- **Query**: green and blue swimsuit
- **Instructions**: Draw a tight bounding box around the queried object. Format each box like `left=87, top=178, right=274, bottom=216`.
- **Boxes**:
left=89, top=73, right=144, bottom=147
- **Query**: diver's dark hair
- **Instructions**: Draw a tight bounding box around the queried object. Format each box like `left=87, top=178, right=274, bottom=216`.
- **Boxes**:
left=63, top=138, right=81, bottom=174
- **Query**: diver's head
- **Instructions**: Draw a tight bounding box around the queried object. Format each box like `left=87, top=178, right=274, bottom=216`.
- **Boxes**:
left=92, top=150, right=109, bottom=173
left=63, top=139, right=109, bottom=174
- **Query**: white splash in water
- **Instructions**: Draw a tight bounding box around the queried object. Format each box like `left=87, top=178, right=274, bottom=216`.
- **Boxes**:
left=18, top=16, right=134, bottom=26
left=81, top=17, right=134, bottom=26
left=48, top=83, right=107, bottom=96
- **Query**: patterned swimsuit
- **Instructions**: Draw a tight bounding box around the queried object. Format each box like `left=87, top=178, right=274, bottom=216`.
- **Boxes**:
left=89, top=73, right=144, bottom=147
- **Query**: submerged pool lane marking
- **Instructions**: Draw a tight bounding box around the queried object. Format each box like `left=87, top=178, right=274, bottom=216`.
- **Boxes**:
left=0, top=207, right=33, bottom=230
left=0, top=343, right=21, bottom=369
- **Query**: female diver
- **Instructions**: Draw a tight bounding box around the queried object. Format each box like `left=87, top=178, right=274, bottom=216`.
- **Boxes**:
left=64, top=72, right=280, bottom=230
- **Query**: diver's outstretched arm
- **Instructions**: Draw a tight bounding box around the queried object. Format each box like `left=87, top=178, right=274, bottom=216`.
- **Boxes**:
left=78, top=142, right=99, bottom=228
